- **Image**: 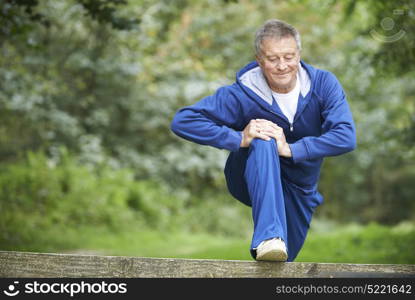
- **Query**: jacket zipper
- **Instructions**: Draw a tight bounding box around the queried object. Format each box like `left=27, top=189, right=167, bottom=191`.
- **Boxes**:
left=267, top=109, right=294, bottom=132
left=269, top=94, right=294, bottom=132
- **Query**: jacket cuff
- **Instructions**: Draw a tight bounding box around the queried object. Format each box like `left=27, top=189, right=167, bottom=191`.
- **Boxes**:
left=224, top=130, right=243, bottom=152
left=289, top=139, right=309, bottom=163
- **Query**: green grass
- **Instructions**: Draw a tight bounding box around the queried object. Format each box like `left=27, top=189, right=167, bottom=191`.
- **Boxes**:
left=82, top=221, right=414, bottom=264
left=62, top=227, right=253, bottom=261
left=297, top=221, right=415, bottom=264
left=5, top=221, right=415, bottom=264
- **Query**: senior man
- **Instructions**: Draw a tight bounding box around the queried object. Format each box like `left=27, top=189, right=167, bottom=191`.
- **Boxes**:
left=171, top=19, right=356, bottom=262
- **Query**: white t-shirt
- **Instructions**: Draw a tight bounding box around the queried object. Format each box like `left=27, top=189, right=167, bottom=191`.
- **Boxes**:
left=271, top=74, right=300, bottom=124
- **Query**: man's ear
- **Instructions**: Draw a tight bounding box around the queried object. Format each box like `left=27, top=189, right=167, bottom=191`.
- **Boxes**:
left=296, top=51, right=301, bottom=63
left=256, top=55, right=262, bottom=65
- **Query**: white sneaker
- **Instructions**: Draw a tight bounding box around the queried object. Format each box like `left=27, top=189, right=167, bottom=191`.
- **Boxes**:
left=255, top=238, right=288, bottom=262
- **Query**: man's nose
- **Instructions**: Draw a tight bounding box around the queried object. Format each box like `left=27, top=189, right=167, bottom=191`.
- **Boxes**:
left=276, top=60, right=287, bottom=70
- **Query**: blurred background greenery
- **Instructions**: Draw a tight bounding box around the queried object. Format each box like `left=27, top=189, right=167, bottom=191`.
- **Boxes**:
left=0, top=0, right=414, bottom=264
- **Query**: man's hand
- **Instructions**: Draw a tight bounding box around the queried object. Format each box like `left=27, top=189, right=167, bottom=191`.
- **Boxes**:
left=240, top=119, right=271, bottom=147
left=240, top=119, right=292, bottom=158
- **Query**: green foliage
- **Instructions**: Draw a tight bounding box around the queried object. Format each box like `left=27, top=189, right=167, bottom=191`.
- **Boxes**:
left=342, top=0, right=415, bottom=75
left=0, top=149, right=139, bottom=249
left=0, top=0, right=139, bottom=39
left=0, top=149, right=251, bottom=250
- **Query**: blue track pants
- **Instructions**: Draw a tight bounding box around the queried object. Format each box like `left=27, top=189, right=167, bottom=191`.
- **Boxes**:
left=224, top=138, right=322, bottom=261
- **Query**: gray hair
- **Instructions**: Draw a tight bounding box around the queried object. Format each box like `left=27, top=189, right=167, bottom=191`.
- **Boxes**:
left=255, top=19, right=301, bottom=56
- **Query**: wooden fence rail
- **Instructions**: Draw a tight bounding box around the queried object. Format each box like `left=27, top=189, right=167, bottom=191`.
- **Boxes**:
left=1, top=251, right=414, bottom=278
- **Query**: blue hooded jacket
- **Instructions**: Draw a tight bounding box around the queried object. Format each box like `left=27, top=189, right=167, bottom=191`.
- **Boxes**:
left=171, top=60, right=356, bottom=190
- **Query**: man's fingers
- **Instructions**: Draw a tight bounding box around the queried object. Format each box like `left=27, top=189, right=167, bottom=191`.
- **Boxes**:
left=261, top=128, right=279, bottom=136
left=252, top=131, right=271, bottom=141
left=261, top=131, right=281, bottom=142
left=255, top=119, right=281, bottom=131
left=257, top=125, right=283, bottom=136
left=246, top=119, right=285, bottom=143
left=259, top=127, right=286, bottom=143
left=250, top=129, right=281, bottom=142
left=249, top=125, right=260, bottom=135
left=255, top=119, right=279, bottom=127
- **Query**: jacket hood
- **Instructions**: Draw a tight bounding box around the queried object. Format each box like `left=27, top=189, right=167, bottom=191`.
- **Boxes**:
left=236, top=60, right=314, bottom=105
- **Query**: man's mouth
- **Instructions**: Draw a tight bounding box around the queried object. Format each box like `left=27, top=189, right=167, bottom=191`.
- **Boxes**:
left=274, top=73, right=290, bottom=77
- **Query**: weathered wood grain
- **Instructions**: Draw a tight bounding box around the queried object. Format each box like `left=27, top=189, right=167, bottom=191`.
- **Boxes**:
left=0, top=251, right=414, bottom=278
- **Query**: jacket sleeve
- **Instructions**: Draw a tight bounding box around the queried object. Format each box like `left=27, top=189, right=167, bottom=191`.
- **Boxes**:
left=289, top=71, right=356, bottom=163
left=170, top=85, right=243, bottom=152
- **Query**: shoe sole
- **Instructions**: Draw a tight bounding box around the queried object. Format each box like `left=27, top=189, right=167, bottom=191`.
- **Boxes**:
left=256, top=248, right=288, bottom=262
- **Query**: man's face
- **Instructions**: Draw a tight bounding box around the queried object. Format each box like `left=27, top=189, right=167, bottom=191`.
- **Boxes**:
left=256, top=36, right=300, bottom=93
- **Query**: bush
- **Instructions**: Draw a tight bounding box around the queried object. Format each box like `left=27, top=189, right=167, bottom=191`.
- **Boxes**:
left=0, top=149, right=159, bottom=249
left=0, top=149, right=251, bottom=251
